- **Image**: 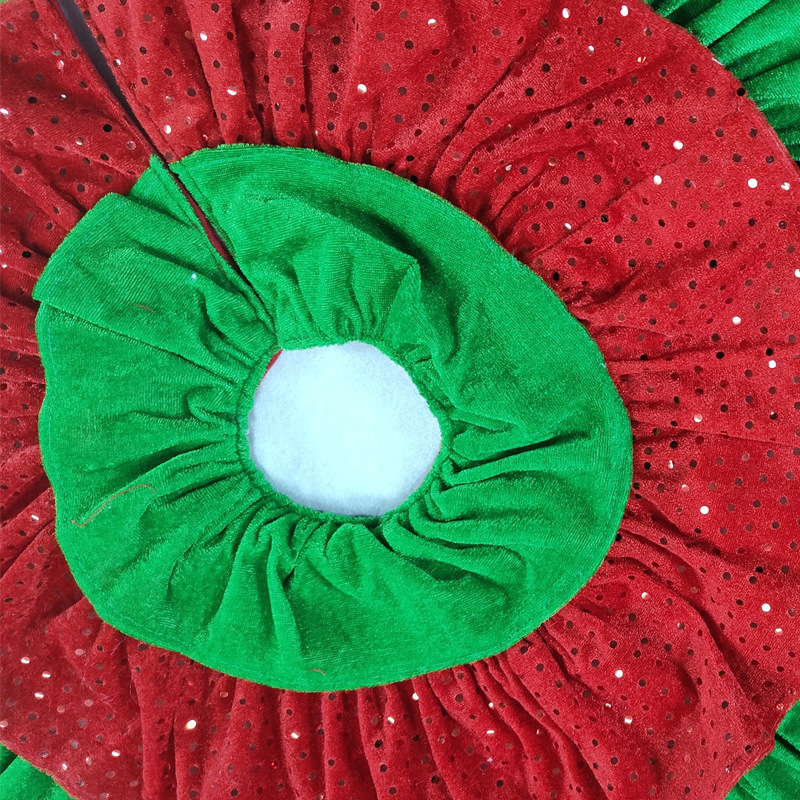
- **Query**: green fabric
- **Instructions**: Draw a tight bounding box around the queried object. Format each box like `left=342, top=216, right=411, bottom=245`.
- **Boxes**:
left=35, top=145, right=632, bottom=692
left=0, top=746, right=73, bottom=800
left=727, top=702, right=800, bottom=799
left=645, top=0, right=800, bottom=158
left=0, top=744, right=16, bottom=775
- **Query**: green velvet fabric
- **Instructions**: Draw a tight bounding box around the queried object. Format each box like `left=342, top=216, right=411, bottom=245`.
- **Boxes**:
left=727, top=702, right=800, bottom=799
left=0, top=746, right=73, bottom=800
left=0, top=744, right=15, bottom=775
left=645, top=0, right=800, bottom=158
left=35, top=146, right=632, bottom=691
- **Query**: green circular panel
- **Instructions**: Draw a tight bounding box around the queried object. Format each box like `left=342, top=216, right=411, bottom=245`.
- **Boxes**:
left=35, top=146, right=632, bottom=691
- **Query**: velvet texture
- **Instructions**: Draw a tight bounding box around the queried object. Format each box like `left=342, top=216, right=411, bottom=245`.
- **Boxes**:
left=1, top=0, right=799, bottom=798
left=34, top=145, right=632, bottom=691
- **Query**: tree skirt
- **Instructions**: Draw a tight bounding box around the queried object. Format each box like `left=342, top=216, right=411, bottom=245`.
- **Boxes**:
left=1, top=0, right=798, bottom=798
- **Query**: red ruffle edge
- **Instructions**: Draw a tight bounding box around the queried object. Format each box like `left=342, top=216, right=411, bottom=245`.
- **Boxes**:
left=1, top=1, right=798, bottom=798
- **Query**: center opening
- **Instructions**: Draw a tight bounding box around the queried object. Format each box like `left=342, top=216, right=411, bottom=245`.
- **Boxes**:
left=247, top=341, right=442, bottom=517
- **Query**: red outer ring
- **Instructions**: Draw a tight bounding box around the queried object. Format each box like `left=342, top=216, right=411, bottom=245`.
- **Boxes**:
left=1, top=1, right=798, bottom=798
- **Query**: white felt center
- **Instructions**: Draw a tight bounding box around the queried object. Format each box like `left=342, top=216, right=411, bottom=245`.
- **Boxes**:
left=247, top=342, right=442, bottom=517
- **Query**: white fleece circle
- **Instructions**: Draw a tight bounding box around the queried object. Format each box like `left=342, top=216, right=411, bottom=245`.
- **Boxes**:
left=247, top=341, right=442, bottom=517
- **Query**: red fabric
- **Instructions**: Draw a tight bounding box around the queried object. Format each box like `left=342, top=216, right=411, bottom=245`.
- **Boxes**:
left=1, top=1, right=799, bottom=799
left=0, top=0, right=152, bottom=528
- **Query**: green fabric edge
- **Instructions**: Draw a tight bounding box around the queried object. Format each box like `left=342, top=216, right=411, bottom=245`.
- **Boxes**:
left=726, top=701, right=800, bottom=799
left=644, top=0, right=800, bottom=159
left=33, top=145, right=633, bottom=692
left=0, top=745, right=74, bottom=800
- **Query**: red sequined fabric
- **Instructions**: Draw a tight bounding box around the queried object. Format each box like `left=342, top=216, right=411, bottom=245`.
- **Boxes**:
left=1, top=1, right=798, bottom=798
